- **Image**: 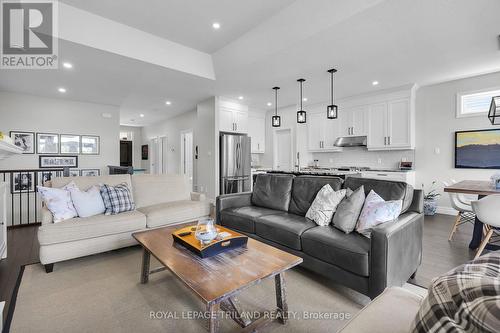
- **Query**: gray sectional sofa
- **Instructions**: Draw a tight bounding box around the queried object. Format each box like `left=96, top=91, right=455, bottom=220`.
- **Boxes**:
left=216, top=173, right=424, bottom=298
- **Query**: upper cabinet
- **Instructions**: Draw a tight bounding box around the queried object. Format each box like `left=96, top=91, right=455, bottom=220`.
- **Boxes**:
left=367, top=98, right=413, bottom=150
left=306, top=84, right=416, bottom=153
left=340, top=105, right=368, bottom=137
left=218, top=99, right=248, bottom=134
left=248, top=113, right=266, bottom=153
left=308, top=111, right=342, bottom=152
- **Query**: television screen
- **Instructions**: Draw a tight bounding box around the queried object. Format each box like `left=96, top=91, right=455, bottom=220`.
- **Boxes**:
left=455, top=129, right=500, bottom=169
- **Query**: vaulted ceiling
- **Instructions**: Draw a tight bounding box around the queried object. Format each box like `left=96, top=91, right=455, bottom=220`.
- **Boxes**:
left=1, top=0, right=499, bottom=126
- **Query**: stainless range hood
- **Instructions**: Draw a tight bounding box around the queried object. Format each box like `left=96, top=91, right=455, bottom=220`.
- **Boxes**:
left=334, top=136, right=367, bottom=147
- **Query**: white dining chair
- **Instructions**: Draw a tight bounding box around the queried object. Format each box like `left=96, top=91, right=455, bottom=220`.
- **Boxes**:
left=471, top=195, right=500, bottom=259
left=443, top=180, right=475, bottom=241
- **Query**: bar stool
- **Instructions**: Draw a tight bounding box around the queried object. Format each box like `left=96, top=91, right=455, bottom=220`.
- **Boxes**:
left=443, top=181, right=475, bottom=241
left=471, top=195, right=500, bottom=259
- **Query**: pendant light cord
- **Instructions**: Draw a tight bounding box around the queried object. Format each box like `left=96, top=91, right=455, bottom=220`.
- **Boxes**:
left=275, top=88, right=278, bottom=116
left=331, top=70, right=334, bottom=105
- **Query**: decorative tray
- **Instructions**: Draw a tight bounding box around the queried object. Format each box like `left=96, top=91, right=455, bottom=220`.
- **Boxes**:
left=172, top=225, right=248, bottom=258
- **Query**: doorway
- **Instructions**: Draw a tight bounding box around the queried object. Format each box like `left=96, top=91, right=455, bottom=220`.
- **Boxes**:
left=273, top=128, right=293, bottom=171
left=120, top=140, right=133, bottom=167
left=180, top=130, right=194, bottom=188
left=149, top=136, right=168, bottom=174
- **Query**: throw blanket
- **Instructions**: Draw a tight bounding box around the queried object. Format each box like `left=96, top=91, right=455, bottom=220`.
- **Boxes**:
left=411, top=251, right=500, bottom=332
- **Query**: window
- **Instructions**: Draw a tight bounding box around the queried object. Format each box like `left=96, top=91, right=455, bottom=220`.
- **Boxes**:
left=457, top=88, right=500, bottom=118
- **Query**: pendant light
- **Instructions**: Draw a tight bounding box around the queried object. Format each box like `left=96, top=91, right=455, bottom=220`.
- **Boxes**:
left=489, top=96, right=500, bottom=125
left=297, top=78, right=307, bottom=123
left=272, top=87, right=281, bottom=127
left=327, top=68, right=338, bottom=119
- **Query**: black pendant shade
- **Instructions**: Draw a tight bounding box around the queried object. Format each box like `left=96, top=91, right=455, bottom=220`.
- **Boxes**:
left=272, top=86, right=281, bottom=127
left=297, top=78, right=307, bottom=123
left=327, top=68, right=338, bottom=119
left=489, top=96, right=500, bottom=125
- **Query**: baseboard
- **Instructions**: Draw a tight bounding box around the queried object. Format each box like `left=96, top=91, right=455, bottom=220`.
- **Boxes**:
left=436, top=206, right=458, bottom=216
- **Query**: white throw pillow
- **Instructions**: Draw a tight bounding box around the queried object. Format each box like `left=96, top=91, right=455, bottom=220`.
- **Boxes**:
left=306, top=184, right=347, bottom=226
left=37, top=181, right=78, bottom=223
left=69, top=185, right=105, bottom=218
left=356, top=190, right=403, bottom=237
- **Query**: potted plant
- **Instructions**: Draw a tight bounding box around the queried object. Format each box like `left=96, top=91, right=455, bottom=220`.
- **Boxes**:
left=423, top=181, right=441, bottom=216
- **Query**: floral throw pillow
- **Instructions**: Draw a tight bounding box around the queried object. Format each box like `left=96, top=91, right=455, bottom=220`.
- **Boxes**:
left=37, top=181, right=78, bottom=223
left=356, top=190, right=402, bottom=237
left=306, top=184, right=347, bottom=226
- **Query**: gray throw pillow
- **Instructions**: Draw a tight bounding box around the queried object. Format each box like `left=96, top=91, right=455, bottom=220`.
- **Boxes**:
left=333, top=186, right=366, bottom=234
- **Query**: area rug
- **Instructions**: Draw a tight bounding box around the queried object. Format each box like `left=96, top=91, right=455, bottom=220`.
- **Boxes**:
left=8, top=246, right=371, bottom=333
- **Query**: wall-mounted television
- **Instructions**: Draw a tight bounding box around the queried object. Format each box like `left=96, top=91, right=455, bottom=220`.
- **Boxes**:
left=455, top=129, right=500, bottom=169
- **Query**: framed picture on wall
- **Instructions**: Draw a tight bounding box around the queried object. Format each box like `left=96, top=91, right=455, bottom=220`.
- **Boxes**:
left=11, top=172, right=35, bottom=194
left=141, top=144, right=148, bottom=160
left=38, top=170, right=57, bottom=186
left=81, top=135, right=99, bottom=155
left=39, top=155, right=78, bottom=168
left=80, top=169, right=100, bottom=177
left=455, top=129, right=500, bottom=169
left=69, top=169, right=80, bottom=177
left=10, top=131, right=35, bottom=154
left=60, top=134, right=80, bottom=154
left=37, top=133, right=59, bottom=154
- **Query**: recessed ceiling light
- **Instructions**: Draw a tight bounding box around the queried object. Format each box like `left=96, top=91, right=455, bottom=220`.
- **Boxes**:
left=58, top=87, right=66, bottom=93
left=62, top=62, right=73, bottom=69
left=212, top=22, right=221, bottom=30
left=165, top=101, right=171, bottom=105
left=302, top=97, right=308, bottom=102
left=372, top=81, right=379, bottom=86
left=238, top=96, right=244, bottom=100
left=140, top=114, right=145, bottom=118
left=267, top=102, right=272, bottom=106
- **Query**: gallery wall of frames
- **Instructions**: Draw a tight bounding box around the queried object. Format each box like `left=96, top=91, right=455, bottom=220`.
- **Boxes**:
left=8, top=131, right=102, bottom=193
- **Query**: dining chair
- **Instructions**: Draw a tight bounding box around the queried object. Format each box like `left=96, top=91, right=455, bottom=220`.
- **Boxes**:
left=471, top=195, right=500, bottom=259
left=443, top=181, right=475, bottom=241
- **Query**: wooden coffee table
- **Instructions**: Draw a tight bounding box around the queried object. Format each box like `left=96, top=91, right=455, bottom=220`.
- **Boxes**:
left=132, top=224, right=303, bottom=333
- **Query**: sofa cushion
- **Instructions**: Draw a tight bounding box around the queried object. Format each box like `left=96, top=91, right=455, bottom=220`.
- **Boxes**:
left=38, top=211, right=146, bottom=245
left=332, top=186, right=366, bottom=234
left=255, top=213, right=316, bottom=250
left=138, top=200, right=210, bottom=228
left=252, top=174, right=294, bottom=212
left=289, top=176, right=343, bottom=216
left=132, top=174, right=191, bottom=209
left=301, top=225, right=371, bottom=276
left=220, top=206, right=279, bottom=233
left=343, top=177, right=414, bottom=213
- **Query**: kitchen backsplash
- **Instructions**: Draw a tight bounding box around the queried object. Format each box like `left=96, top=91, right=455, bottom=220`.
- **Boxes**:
left=310, top=148, right=415, bottom=169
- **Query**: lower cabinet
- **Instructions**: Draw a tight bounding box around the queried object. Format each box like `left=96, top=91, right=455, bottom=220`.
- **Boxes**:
left=353, top=171, right=416, bottom=187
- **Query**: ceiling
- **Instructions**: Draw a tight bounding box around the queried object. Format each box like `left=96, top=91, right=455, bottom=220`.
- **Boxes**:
left=1, top=0, right=500, bottom=127
left=59, top=0, right=296, bottom=53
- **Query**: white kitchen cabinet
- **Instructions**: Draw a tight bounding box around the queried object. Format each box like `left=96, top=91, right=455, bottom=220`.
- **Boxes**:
left=355, top=171, right=416, bottom=187
left=218, top=100, right=249, bottom=133
left=308, top=112, right=341, bottom=152
left=340, top=105, right=368, bottom=136
left=248, top=114, right=266, bottom=153
left=367, top=97, right=413, bottom=150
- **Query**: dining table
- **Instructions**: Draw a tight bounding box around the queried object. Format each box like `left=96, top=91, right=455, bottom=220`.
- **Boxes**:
left=444, top=180, right=500, bottom=251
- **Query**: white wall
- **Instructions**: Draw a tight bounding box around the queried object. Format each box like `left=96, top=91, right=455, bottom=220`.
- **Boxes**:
left=415, top=71, right=500, bottom=212
left=0, top=91, right=120, bottom=173
left=141, top=110, right=196, bottom=176
left=195, top=98, right=217, bottom=200
left=120, top=125, right=143, bottom=168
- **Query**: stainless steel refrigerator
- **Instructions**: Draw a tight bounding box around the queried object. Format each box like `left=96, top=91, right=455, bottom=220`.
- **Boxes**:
left=220, top=133, right=251, bottom=195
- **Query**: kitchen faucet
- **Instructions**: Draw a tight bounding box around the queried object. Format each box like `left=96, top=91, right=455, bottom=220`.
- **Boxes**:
left=295, top=152, right=300, bottom=172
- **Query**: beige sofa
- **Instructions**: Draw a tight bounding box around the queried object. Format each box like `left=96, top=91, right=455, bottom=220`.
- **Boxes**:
left=338, top=287, right=424, bottom=333
left=38, top=174, right=210, bottom=272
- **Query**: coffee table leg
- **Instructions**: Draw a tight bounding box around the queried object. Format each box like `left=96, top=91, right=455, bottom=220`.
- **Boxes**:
left=207, top=302, right=220, bottom=333
left=275, top=272, right=288, bottom=324
left=141, top=248, right=150, bottom=284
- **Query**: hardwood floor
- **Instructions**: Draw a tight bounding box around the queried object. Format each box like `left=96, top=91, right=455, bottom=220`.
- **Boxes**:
left=0, top=214, right=484, bottom=328
left=0, top=226, right=39, bottom=328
